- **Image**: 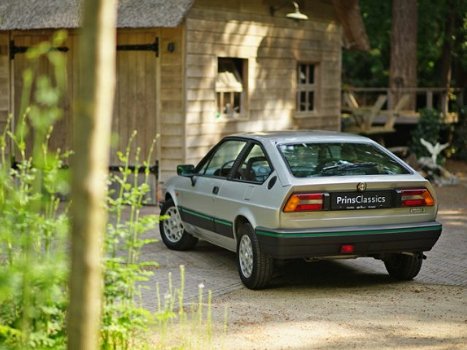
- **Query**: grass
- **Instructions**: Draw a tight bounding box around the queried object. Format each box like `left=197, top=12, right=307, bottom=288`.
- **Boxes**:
left=149, top=265, right=228, bottom=350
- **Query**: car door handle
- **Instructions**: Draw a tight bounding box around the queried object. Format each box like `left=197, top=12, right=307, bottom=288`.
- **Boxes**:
left=212, top=186, right=219, bottom=195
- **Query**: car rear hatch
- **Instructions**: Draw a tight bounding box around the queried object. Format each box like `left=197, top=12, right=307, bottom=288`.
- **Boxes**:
left=279, top=175, right=438, bottom=230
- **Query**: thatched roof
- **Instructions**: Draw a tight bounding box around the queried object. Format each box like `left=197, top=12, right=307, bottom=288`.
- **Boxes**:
left=0, top=0, right=194, bottom=30
left=0, top=0, right=369, bottom=51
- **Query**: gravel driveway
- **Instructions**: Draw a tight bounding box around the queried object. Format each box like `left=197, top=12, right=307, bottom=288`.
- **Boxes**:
left=140, top=160, right=467, bottom=349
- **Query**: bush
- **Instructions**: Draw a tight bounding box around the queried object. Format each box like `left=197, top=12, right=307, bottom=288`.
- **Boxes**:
left=0, top=126, right=160, bottom=350
left=410, top=108, right=444, bottom=163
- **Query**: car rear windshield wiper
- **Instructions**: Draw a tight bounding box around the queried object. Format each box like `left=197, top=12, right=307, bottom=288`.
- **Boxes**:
left=320, top=161, right=378, bottom=174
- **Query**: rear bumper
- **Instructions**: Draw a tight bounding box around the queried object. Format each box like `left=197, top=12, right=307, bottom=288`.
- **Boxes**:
left=255, top=222, right=442, bottom=259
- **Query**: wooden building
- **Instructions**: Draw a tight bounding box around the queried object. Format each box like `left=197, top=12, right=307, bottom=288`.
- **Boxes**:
left=0, top=0, right=368, bottom=181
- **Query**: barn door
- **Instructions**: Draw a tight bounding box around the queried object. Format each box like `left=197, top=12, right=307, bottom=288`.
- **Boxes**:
left=11, top=31, right=159, bottom=165
left=0, top=35, right=10, bottom=157
left=11, top=33, right=72, bottom=158
left=112, top=31, right=159, bottom=166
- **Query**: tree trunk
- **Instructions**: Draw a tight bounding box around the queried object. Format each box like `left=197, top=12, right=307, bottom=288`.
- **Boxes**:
left=439, top=0, right=456, bottom=115
left=440, top=4, right=455, bottom=89
left=68, top=0, right=117, bottom=349
left=389, top=0, right=418, bottom=110
left=331, top=0, right=370, bottom=51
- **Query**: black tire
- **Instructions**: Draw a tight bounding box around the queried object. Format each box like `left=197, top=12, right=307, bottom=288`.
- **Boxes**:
left=159, top=199, right=198, bottom=251
left=236, top=222, right=273, bottom=290
left=384, top=253, right=423, bottom=280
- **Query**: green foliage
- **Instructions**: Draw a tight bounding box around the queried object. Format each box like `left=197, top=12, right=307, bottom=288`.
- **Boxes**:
left=0, top=33, right=220, bottom=350
left=101, top=133, right=159, bottom=350
left=416, top=0, right=446, bottom=87
left=0, top=32, right=162, bottom=350
left=0, top=31, right=70, bottom=350
left=451, top=106, right=467, bottom=161
left=410, top=109, right=444, bottom=161
left=342, top=0, right=391, bottom=87
left=343, top=0, right=467, bottom=87
left=417, top=0, right=467, bottom=87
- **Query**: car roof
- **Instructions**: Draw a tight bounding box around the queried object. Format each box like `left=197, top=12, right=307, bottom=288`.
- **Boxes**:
left=230, top=130, right=374, bottom=144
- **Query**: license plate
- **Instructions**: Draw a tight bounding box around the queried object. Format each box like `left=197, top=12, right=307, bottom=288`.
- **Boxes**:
left=331, top=191, right=393, bottom=210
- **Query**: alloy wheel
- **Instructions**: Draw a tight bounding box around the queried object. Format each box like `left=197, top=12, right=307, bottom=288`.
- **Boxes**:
left=163, top=206, right=184, bottom=243
left=239, top=234, right=254, bottom=278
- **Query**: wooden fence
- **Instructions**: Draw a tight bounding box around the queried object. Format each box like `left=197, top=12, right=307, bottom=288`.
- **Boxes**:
left=343, top=87, right=464, bottom=120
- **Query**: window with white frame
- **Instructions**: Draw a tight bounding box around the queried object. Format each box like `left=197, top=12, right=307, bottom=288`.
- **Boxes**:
left=216, top=58, right=247, bottom=118
left=297, top=63, right=317, bottom=113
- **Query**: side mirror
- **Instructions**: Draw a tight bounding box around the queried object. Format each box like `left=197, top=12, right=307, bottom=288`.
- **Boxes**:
left=177, top=164, right=197, bottom=186
left=177, top=164, right=195, bottom=176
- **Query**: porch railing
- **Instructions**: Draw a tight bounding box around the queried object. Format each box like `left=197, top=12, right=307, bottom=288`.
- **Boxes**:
left=343, top=87, right=464, bottom=119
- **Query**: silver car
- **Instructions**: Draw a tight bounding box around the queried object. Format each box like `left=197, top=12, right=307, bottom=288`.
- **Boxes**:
left=160, top=131, right=442, bottom=289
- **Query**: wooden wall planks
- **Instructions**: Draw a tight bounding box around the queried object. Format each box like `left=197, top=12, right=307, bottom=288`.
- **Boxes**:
left=183, top=0, right=342, bottom=164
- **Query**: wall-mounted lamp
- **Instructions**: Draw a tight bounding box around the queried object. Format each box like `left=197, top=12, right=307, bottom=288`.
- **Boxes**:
left=270, top=1, right=309, bottom=21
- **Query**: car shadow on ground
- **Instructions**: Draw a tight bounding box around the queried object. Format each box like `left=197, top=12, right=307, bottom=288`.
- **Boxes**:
left=269, top=259, right=394, bottom=289
left=178, top=240, right=394, bottom=289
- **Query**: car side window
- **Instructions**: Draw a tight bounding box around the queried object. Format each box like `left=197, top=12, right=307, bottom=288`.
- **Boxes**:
left=198, top=140, right=247, bottom=177
left=233, top=144, right=272, bottom=183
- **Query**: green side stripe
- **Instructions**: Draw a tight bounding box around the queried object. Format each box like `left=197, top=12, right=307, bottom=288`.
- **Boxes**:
left=180, top=207, right=233, bottom=227
left=256, top=224, right=441, bottom=239
left=180, top=207, right=211, bottom=221
left=214, top=218, right=233, bottom=227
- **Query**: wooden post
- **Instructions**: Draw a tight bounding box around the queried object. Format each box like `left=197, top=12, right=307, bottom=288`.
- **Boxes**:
left=441, top=92, right=448, bottom=117
left=68, top=0, right=117, bottom=349
left=426, top=91, right=433, bottom=109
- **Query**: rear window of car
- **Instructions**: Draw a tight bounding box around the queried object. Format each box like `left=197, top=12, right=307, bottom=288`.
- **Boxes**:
left=278, top=142, right=411, bottom=177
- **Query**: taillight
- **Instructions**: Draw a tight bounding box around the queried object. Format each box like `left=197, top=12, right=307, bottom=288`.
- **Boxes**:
left=400, top=189, right=435, bottom=207
left=284, top=193, right=325, bottom=212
